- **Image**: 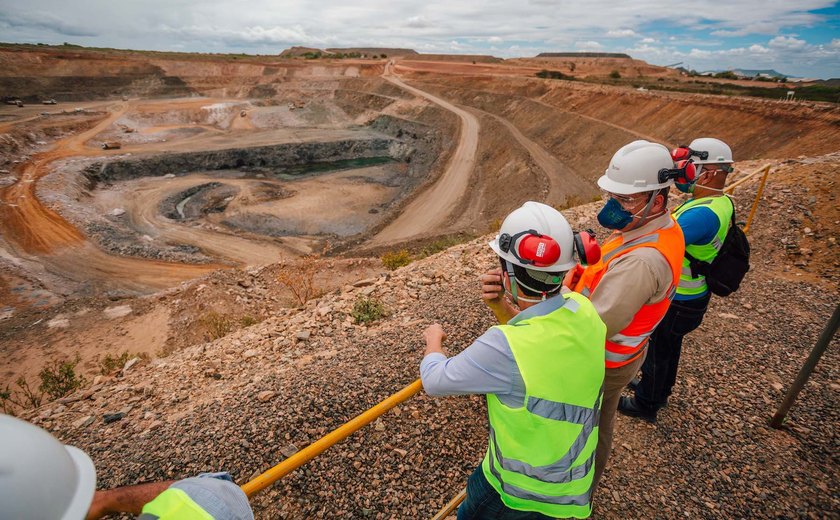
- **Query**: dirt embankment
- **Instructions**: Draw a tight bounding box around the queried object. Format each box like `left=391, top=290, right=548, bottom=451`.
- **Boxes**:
left=0, top=47, right=386, bottom=102
left=407, top=74, right=840, bottom=160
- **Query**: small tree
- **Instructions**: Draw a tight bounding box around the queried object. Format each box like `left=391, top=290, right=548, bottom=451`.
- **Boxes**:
left=609, top=70, right=621, bottom=79
left=277, top=255, right=324, bottom=306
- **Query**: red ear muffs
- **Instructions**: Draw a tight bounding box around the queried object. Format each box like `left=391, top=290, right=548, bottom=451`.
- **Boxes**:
left=671, top=145, right=709, bottom=162
left=499, top=229, right=561, bottom=267
left=671, top=146, right=690, bottom=161
left=573, top=230, right=601, bottom=266
left=658, top=160, right=696, bottom=184
left=517, top=233, right=561, bottom=267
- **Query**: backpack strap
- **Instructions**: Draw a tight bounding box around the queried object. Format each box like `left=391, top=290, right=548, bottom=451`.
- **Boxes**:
left=684, top=196, right=736, bottom=278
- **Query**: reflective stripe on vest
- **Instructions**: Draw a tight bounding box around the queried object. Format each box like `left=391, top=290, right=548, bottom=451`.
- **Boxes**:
left=482, top=292, right=606, bottom=518
left=139, top=488, right=214, bottom=520
left=573, top=217, right=685, bottom=369
left=673, top=195, right=733, bottom=297
left=489, top=386, right=603, bottom=484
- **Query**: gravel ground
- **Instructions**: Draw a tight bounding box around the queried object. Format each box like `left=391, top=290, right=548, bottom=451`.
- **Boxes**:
left=30, top=157, right=839, bottom=519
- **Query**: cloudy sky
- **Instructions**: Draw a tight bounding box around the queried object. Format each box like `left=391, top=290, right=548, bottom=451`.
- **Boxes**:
left=1, top=1, right=839, bottom=78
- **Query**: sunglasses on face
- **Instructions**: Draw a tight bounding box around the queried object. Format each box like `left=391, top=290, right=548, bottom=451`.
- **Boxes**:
left=602, top=191, right=646, bottom=208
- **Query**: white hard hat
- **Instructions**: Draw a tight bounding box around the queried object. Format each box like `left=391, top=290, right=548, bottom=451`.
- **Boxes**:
left=597, top=140, right=675, bottom=195
left=688, top=137, right=733, bottom=165
left=489, top=201, right=576, bottom=272
left=0, top=414, right=97, bottom=520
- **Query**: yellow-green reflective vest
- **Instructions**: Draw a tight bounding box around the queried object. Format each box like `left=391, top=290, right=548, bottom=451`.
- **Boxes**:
left=138, top=488, right=214, bottom=520
left=482, top=292, right=606, bottom=519
left=672, top=195, right=734, bottom=297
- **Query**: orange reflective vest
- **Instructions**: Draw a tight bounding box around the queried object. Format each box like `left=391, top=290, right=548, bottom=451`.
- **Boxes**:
left=573, top=217, right=684, bottom=368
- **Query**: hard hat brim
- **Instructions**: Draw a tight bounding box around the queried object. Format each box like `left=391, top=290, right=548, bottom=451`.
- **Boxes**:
left=597, top=173, right=671, bottom=195
left=61, top=446, right=97, bottom=520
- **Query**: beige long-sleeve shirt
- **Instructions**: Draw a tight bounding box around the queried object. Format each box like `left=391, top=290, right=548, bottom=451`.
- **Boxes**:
left=589, top=213, right=677, bottom=338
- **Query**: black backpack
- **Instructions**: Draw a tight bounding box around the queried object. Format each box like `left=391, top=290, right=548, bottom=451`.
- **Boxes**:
left=684, top=198, right=750, bottom=297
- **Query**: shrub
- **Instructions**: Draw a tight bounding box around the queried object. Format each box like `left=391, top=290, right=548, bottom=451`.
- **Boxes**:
left=100, top=352, right=132, bottom=375
left=277, top=254, right=324, bottom=305
left=99, top=351, right=149, bottom=375
left=713, top=70, right=738, bottom=80
left=200, top=311, right=234, bottom=340
left=240, top=315, right=259, bottom=327
left=381, top=249, right=413, bottom=270
left=39, top=357, right=86, bottom=400
left=351, top=297, right=385, bottom=325
left=0, top=377, right=42, bottom=414
left=609, top=70, right=621, bottom=79
left=536, top=69, right=574, bottom=81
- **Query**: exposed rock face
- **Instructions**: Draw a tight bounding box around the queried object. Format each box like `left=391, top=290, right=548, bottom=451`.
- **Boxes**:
left=82, top=138, right=409, bottom=185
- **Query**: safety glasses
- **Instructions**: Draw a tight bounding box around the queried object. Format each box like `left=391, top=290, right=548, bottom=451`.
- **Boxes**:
left=601, top=190, right=646, bottom=209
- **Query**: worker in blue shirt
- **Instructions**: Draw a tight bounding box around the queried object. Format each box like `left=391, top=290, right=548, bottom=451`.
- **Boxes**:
left=619, top=138, right=736, bottom=422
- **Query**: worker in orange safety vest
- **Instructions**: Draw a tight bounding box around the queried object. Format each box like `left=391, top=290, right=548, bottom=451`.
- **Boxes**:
left=564, top=140, right=686, bottom=492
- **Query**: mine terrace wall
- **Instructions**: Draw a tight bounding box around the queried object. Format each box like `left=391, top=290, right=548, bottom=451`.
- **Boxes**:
left=83, top=137, right=411, bottom=186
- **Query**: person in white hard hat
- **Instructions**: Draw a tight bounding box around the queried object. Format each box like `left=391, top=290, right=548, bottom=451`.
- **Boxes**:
left=422, top=202, right=607, bottom=519
left=482, top=142, right=687, bottom=495
left=0, top=414, right=254, bottom=519
left=620, top=138, right=736, bottom=422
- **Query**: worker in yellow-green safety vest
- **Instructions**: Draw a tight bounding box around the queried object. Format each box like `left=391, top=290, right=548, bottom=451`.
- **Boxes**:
left=0, top=414, right=254, bottom=520
left=619, top=137, right=736, bottom=423
left=421, top=202, right=606, bottom=519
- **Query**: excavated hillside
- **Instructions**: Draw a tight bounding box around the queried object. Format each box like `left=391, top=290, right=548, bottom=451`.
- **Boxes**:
left=16, top=153, right=839, bottom=519
left=1, top=47, right=838, bottom=518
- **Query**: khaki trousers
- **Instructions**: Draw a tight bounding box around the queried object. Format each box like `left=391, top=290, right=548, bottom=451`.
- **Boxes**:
left=592, top=350, right=647, bottom=492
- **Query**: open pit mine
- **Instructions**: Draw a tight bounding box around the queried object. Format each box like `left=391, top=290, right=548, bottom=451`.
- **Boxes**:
left=1, top=45, right=838, bottom=518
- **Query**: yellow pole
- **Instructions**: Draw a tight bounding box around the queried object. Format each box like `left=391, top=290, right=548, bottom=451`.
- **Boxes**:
left=431, top=488, right=467, bottom=520
left=724, top=163, right=771, bottom=194
left=743, top=165, right=771, bottom=234
left=241, top=379, right=424, bottom=498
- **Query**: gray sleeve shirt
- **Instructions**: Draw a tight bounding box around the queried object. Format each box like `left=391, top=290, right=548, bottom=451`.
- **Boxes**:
left=420, top=327, right=526, bottom=408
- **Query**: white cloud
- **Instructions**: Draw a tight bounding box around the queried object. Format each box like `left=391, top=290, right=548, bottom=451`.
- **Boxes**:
left=627, top=35, right=840, bottom=78
left=405, top=16, right=431, bottom=29
left=575, top=40, right=603, bottom=50
left=0, top=0, right=837, bottom=77
left=768, top=36, right=808, bottom=50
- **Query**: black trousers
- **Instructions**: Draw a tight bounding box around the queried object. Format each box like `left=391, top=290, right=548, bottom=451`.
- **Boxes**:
left=634, top=292, right=711, bottom=411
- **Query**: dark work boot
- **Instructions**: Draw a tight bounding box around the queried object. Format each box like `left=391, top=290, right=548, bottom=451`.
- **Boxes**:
left=618, top=396, right=657, bottom=423
left=627, top=377, right=640, bottom=392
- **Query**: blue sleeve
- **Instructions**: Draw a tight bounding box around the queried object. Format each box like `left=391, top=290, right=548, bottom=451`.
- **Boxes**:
left=420, top=327, right=524, bottom=398
left=677, top=206, right=720, bottom=246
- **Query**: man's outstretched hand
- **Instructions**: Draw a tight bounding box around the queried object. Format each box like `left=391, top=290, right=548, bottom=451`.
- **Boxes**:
left=423, top=323, right=447, bottom=357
